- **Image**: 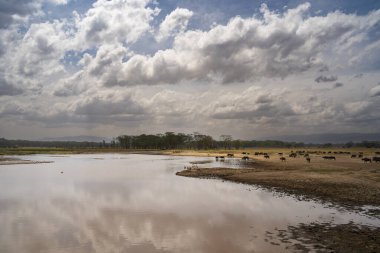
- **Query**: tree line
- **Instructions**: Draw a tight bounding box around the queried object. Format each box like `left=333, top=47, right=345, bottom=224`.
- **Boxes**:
left=0, top=138, right=107, bottom=148
left=1, top=133, right=380, bottom=149
left=115, top=133, right=312, bottom=149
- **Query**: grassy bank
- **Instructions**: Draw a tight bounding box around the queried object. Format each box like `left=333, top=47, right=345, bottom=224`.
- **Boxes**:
left=1, top=146, right=379, bottom=155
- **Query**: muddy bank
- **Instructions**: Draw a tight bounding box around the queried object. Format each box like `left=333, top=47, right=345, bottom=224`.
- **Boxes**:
left=177, top=158, right=380, bottom=252
left=271, top=222, right=380, bottom=253
left=176, top=158, right=380, bottom=209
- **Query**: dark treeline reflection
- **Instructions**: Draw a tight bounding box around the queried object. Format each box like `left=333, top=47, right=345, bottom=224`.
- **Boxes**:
left=1, top=132, right=380, bottom=149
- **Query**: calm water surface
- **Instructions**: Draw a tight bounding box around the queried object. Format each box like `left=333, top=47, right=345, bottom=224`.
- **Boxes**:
left=0, top=154, right=379, bottom=253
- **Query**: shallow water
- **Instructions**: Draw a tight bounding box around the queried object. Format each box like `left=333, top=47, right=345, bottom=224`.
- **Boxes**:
left=0, top=154, right=378, bottom=253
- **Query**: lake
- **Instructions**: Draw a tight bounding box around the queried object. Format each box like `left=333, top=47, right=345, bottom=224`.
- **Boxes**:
left=0, top=154, right=378, bottom=252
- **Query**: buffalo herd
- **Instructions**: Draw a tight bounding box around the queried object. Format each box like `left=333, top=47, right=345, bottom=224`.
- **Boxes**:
left=213, top=151, right=380, bottom=164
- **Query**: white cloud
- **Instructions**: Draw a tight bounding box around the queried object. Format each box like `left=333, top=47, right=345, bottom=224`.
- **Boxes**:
left=3, top=77, right=380, bottom=138
left=53, top=43, right=129, bottom=96
left=369, top=85, right=380, bottom=97
left=101, top=3, right=380, bottom=86
left=73, top=0, right=160, bottom=50
left=17, top=21, right=69, bottom=77
left=0, top=20, right=70, bottom=96
left=1, top=2, right=380, bottom=139
left=47, top=0, right=69, bottom=4
left=146, top=89, right=195, bottom=117
left=156, top=8, right=193, bottom=42
left=53, top=70, right=87, bottom=97
left=343, top=101, right=372, bottom=116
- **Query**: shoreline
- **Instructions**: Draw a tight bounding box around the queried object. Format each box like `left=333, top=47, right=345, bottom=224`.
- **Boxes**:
left=175, top=154, right=380, bottom=251
left=176, top=157, right=380, bottom=212
left=273, top=222, right=380, bottom=252
left=0, top=157, right=53, bottom=165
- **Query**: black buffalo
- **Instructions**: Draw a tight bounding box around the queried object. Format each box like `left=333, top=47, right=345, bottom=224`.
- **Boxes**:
left=362, top=158, right=372, bottom=163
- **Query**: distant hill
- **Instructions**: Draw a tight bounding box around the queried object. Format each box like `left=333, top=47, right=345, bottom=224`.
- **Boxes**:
left=268, top=133, right=380, bottom=144
left=39, top=135, right=112, bottom=143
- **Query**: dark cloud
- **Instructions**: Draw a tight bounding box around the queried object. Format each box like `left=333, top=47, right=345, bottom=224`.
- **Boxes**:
left=315, top=75, right=338, bottom=83
left=333, top=82, right=344, bottom=88
left=84, top=18, right=109, bottom=44
left=0, top=103, right=25, bottom=116
left=318, top=65, right=329, bottom=72
left=73, top=94, right=146, bottom=116
left=0, top=77, right=23, bottom=96
left=209, top=89, right=298, bottom=122
left=53, top=89, right=75, bottom=97
left=342, top=101, right=380, bottom=126
left=0, top=0, right=40, bottom=28
left=212, top=104, right=296, bottom=121
left=0, top=40, right=5, bottom=57
left=205, top=85, right=380, bottom=135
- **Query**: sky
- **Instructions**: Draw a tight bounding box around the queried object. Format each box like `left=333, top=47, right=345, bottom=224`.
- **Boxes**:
left=1, top=0, right=380, bottom=141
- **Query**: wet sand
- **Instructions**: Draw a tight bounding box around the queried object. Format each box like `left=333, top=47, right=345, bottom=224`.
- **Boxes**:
left=276, top=222, right=380, bottom=252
